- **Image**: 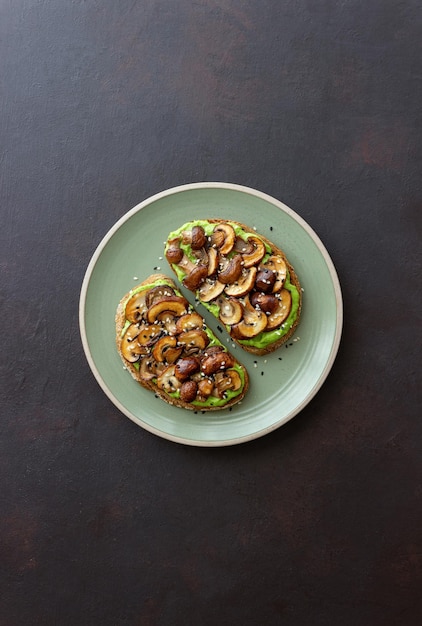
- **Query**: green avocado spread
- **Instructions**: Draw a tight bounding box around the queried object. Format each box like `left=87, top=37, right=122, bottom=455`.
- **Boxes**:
left=165, top=220, right=301, bottom=350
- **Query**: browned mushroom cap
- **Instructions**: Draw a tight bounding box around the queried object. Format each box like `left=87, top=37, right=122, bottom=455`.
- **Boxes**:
left=210, top=223, right=236, bottom=255
left=177, top=329, right=209, bottom=354
left=200, top=351, right=235, bottom=376
left=174, top=356, right=201, bottom=382
left=197, top=377, right=215, bottom=399
left=190, top=225, right=207, bottom=250
left=218, top=254, right=243, bottom=284
left=265, top=289, right=292, bottom=330
left=180, top=380, right=198, bottom=403
left=214, top=370, right=242, bottom=397
left=198, top=278, right=225, bottom=302
left=216, top=294, right=243, bottom=325
left=241, top=236, right=266, bottom=267
left=175, top=312, right=203, bottom=334
left=145, top=284, right=176, bottom=307
left=225, top=266, right=257, bottom=297
left=255, top=268, right=277, bottom=293
left=121, top=324, right=149, bottom=362
left=125, top=290, right=148, bottom=323
left=231, top=299, right=268, bottom=338
left=165, top=238, right=184, bottom=264
left=147, top=296, right=189, bottom=323
left=138, top=356, right=166, bottom=381
left=183, top=264, right=208, bottom=291
left=156, top=365, right=182, bottom=392
left=250, top=292, right=279, bottom=314
left=181, top=225, right=207, bottom=250
left=152, top=335, right=183, bottom=363
left=259, top=255, right=287, bottom=293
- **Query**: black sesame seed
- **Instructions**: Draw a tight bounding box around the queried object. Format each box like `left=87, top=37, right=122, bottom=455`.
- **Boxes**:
left=278, top=357, right=282, bottom=360
left=270, top=226, right=273, bottom=231
left=261, top=371, right=264, bottom=376
left=217, top=325, right=223, bottom=333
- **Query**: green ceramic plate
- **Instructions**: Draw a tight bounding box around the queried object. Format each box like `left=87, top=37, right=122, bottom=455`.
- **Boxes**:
left=79, top=183, right=342, bottom=446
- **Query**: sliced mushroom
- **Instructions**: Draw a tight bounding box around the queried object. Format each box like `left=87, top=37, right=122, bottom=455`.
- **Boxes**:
left=145, top=285, right=176, bottom=307
left=165, top=238, right=184, bottom=264
left=183, top=263, right=208, bottom=291
left=198, top=278, right=225, bottom=302
left=241, top=235, right=266, bottom=267
left=123, top=323, right=141, bottom=342
left=180, top=380, right=198, bottom=403
left=231, top=299, right=268, bottom=339
left=152, top=336, right=183, bottom=363
left=121, top=325, right=149, bottom=363
left=156, top=365, right=182, bottom=393
left=210, top=223, right=236, bottom=255
left=200, top=351, right=235, bottom=376
left=175, top=312, right=203, bottom=334
left=214, top=369, right=242, bottom=397
left=178, top=254, right=196, bottom=274
left=157, top=311, right=178, bottom=335
left=216, top=294, right=243, bottom=325
left=174, top=356, right=201, bottom=382
left=136, top=323, right=163, bottom=346
left=265, top=289, right=292, bottom=330
left=233, top=236, right=254, bottom=255
left=192, top=246, right=219, bottom=277
left=139, top=356, right=166, bottom=381
left=147, top=296, right=189, bottom=323
left=259, top=255, right=287, bottom=293
left=177, top=329, right=209, bottom=354
left=206, top=247, right=219, bottom=275
left=218, top=254, right=243, bottom=284
left=125, top=290, right=148, bottom=323
left=225, top=266, right=257, bottom=297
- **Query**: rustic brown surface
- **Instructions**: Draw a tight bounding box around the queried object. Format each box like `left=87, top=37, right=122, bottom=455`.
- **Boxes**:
left=1, top=1, right=421, bottom=625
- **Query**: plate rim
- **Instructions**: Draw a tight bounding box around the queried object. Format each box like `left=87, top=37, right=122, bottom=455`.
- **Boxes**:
left=79, top=182, right=343, bottom=446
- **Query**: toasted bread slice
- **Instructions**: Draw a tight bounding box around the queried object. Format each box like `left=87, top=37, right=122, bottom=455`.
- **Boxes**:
left=116, top=274, right=248, bottom=411
left=165, top=220, right=302, bottom=355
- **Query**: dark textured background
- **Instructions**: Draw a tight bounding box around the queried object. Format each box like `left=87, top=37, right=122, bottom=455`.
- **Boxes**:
left=1, top=1, right=421, bottom=624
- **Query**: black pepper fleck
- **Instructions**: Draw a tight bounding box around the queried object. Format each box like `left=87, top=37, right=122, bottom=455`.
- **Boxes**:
left=270, top=226, right=273, bottom=231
